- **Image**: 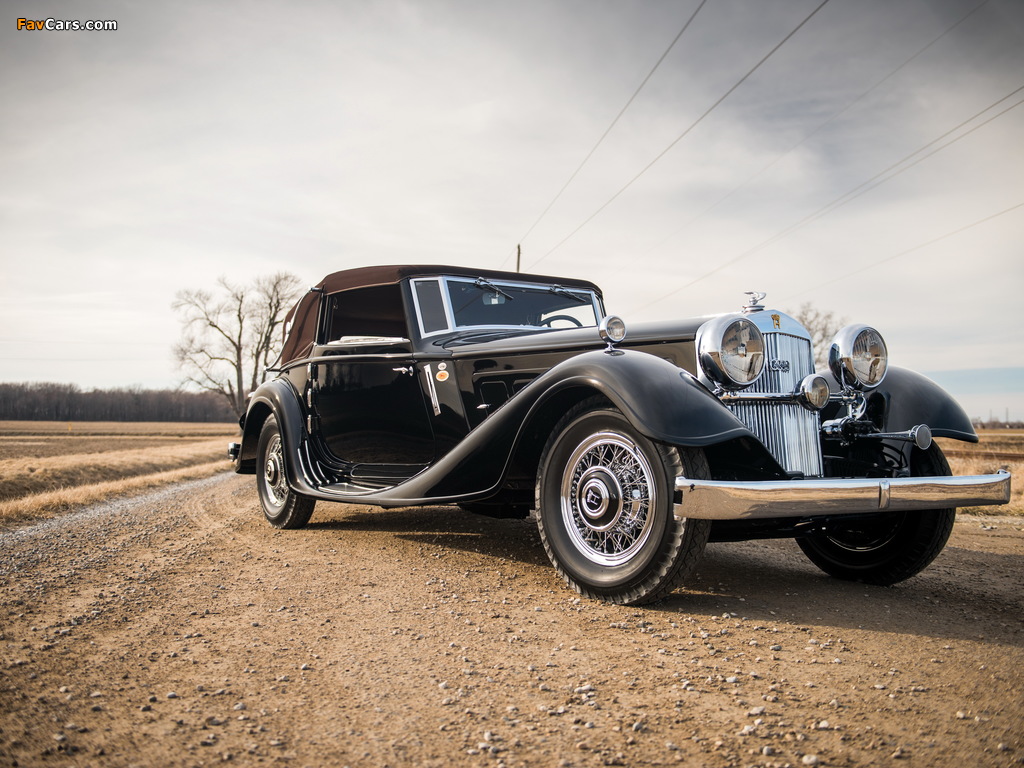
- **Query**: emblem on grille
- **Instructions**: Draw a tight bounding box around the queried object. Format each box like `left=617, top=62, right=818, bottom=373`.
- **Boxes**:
left=771, top=313, right=781, bottom=329
left=769, top=359, right=791, bottom=373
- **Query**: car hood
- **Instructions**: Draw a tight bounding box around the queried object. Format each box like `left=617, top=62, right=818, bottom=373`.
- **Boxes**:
left=441, top=317, right=709, bottom=357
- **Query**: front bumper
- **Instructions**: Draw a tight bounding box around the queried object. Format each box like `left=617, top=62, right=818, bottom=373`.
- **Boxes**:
left=674, top=470, right=1011, bottom=520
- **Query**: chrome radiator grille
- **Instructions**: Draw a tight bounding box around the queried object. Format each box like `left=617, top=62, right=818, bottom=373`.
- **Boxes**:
left=726, top=332, right=824, bottom=477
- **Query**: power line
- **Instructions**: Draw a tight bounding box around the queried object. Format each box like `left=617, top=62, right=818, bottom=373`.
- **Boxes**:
left=528, top=0, right=831, bottom=270
left=797, top=90, right=1024, bottom=226
left=780, top=201, right=1024, bottom=300
left=500, top=0, right=708, bottom=270
left=638, top=0, right=993, bottom=259
left=644, top=82, right=1024, bottom=308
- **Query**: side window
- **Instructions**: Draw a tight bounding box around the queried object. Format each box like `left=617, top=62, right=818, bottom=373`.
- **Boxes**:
left=413, top=279, right=450, bottom=335
left=325, top=284, right=408, bottom=341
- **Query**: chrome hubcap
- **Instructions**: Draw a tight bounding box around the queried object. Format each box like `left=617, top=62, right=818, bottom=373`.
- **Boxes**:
left=576, top=467, right=623, bottom=531
left=263, top=436, right=288, bottom=506
left=560, top=431, right=657, bottom=566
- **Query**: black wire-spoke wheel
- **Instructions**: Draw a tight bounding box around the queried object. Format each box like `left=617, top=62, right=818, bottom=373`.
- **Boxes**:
left=797, top=444, right=955, bottom=585
left=536, top=397, right=710, bottom=605
left=256, top=415, right=315, bottom=529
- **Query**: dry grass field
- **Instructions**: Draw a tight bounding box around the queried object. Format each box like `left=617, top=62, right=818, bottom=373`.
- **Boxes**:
left=0, top=422, right=1018, bottom=526
left=939, top=428, right=1023, bottom=515
left=0, top=421, right=238, bottom=524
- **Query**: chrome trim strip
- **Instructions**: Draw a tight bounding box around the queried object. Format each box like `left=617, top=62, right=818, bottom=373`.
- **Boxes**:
left=673, top=471, right=1011, bottom=520
left=720, top=391, right=806, bottom=403
left=411, top=277, right=454, bottom=337
left=423, top=364, right=441, bottom=416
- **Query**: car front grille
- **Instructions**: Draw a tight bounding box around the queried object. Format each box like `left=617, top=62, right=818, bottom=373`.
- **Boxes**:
left=725, top=331, right=824, bottom=477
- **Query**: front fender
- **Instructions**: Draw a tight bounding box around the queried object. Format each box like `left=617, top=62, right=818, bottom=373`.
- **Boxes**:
left=530, top=348, right=754, bottom=447
left=871, top=367, right=978, bottom=443
left=822, top=367, right=977, bottom=443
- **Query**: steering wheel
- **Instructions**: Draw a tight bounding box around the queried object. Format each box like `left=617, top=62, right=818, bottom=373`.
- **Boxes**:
left=540, top=314, right=584, bottom=328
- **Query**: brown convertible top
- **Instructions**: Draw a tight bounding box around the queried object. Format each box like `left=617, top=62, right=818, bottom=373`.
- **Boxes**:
left=279, top=264, right=602, bottom=365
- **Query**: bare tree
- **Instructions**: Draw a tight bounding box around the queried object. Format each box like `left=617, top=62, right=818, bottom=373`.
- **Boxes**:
left=173, top=272, right=304, bottom=418
left=789, top=302, right=848, bottom=371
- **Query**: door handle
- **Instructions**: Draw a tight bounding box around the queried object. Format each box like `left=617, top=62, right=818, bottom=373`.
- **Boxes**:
left=392, top=366, right=414, bottom=376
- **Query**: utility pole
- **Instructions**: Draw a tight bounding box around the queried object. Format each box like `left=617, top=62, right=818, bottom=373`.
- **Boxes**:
left=516, top=244, right=521, bottom=273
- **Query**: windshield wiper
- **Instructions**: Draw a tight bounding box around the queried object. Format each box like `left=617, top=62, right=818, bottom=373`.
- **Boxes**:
left=548, top=285, right=590, bottom=304
left=474, top=277, right=514, bottom=301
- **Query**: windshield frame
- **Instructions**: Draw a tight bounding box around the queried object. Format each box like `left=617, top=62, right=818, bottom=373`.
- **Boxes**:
left=410, top=276, right=603, bottom=338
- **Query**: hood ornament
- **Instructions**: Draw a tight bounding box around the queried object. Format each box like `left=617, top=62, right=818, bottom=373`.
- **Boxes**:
left=743, top=291, right=766, bottom=313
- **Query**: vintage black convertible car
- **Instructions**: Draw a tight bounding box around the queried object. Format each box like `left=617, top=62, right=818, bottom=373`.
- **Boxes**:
left=229, top=265, right=1010, bottom=604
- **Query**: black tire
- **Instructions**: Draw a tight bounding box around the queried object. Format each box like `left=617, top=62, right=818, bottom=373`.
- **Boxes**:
left=535, top=398, right=711, bottom=605
left=796, top=444, right=955, bottom=585
left=256, top=415, right=315, bottom=529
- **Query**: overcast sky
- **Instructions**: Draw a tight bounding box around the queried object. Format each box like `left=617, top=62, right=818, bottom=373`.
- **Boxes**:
left=2, top=0, right=1022, bottom=419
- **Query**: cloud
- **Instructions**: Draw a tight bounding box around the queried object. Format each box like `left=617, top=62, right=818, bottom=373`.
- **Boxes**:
left=1, top=0, right=1022, bottom=416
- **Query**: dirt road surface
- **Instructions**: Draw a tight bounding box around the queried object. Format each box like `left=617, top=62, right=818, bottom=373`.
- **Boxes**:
left=1, top=473, right=1021, bottom=767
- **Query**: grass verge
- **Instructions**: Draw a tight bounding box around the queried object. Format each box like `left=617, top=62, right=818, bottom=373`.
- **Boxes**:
left=0, top=439, right=230, bottom=501
left=0, top=461, right=231, bottom=526
left=0, top=421, right=239, bottom=527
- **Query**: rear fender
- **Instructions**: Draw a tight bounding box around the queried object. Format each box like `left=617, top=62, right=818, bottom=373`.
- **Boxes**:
left=236, top=379, right=306, bottom=475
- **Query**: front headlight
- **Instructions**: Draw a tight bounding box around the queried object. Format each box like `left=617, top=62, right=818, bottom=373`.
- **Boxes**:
left=798, top=374, right=831, bottom=411
left=828, top=324, right=888, bottom=389
left=697, top=315, right=765, bottom=390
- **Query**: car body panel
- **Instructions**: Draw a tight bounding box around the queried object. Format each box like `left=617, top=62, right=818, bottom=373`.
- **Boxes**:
left=240, top=347, right=780, bottom=506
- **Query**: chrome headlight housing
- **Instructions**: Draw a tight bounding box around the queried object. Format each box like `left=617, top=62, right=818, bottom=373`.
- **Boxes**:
left=828, top=324, right=888, bottom=390
left=598, top=315, right=627, bottom=344
left=697, top=315, right=765, bottom=390
left=798, top=374, right=831, bottom=411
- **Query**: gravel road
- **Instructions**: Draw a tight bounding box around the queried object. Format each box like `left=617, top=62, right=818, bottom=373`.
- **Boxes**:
left=1, top=472, right=1021, bottom=767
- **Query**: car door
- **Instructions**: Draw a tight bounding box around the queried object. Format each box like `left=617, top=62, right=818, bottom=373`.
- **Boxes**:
left=313, top=351, right=436, bottom=467
left=310, top=284, right=436, bottom=473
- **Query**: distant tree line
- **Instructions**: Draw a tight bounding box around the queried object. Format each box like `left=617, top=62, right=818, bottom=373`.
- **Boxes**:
left=971, top=417, right=1024, bottom=430
left=0, top=382, right=235, bottom=422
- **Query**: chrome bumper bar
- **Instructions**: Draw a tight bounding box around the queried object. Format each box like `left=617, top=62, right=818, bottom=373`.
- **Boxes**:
left=674, top=470, right=1011, bottom=520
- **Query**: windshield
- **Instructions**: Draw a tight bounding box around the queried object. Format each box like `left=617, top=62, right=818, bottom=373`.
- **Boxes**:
left=411, top=277, right=601, bottom=336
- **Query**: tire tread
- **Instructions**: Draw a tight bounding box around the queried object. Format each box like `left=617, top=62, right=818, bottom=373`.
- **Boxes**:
left=256, top=415, right=315, bottom=530
left=535, top=397, right=710, bottom=605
